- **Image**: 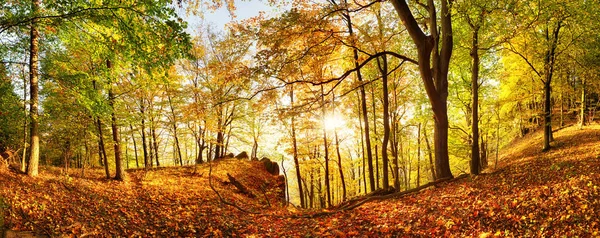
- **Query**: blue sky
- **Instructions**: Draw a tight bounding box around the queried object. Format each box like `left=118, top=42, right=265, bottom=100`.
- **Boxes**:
left=183, top=1, right=286, bottom=34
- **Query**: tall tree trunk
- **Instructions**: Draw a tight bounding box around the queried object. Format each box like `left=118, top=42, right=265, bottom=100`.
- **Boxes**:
left=214, top=113, right=223, bottom=160
left=320, top=85, right=331, bottom=208
left=495, top=110, right=500, bottom=169
left=378, top=56, right=390, bottom=190
left=196, top=123, right=206, bottom=164
left=26, top=0, right=41, bottom=177
left=130, top=124, right=139, bottom=168
left=335, top=121, right=347, bottom=202
left=125, top=136, right=129, bottom=169
left=167, top=95, right=183, bottom=166
left=342, top=0, right=375, bottom=191
left=542, top=20, right=563, bottom=151
left=390, top=0, right=454, bottom=179
left=140, top=99, right=149, bottom=168
left=97, top=119, right=110, bottom=178
left=424, top=123, right=436, bottom=181
left=290, top=87, right=305, bottom=208
left=417, top=123, right=421, bottom=187
left=151, top=121, right=160, bottom=167
left=371, top=86, right=379, bottom=189
left=391, top=81, right=401, bottom=190
left=559, top=85, right=564, bottom=128
left=579, top=77, right=586, bottom=129
left=224, top=121, right=233, bottom=157
left=470, top=25, right=481, bottom=175
left=148, top=129, right=154, bottom=166
left=21, top=63, right=27, bottom=173
left=356, top=91, right=367, bottom=193
left=107, top=60, right=124, bottom=180
left=543, top=80, right=552, bottom=151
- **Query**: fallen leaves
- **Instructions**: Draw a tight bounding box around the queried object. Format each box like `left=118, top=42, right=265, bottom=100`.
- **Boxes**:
left=1, top=126, right=600, bottom=236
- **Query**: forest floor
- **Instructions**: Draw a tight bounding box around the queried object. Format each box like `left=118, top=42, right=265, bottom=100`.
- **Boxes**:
left=1, top=124, right=600, bottom=237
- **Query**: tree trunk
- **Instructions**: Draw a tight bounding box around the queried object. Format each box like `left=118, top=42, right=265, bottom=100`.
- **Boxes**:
left=543, top=80, right=552, bottom=151
left=290, top=87, right=305, bottom=208
left=167, top=95, right=183, bottom=166
left=140, top=99, right=149, bottom=168
left=470, top=26, right=481, bottom=175
left=109, top=90, right=124, bottom=180
left=106, top=60, right=124, bottom=180
left=542, top=20, right=563, bottom=151
left=26, top=0, right=41, bottom=177
left=21, top=63, right=27, bottom=173
left=424, top=123, right=436, bottom=181
left=335, top=124, right=347, bottom=202
left=342, top=1, right=375, bottom=191
left=495, top=110, right=500, bottom=169
left=390, top=0, right=454, bottom=179
left=560, top=87, right=564, bottom=128
left=356, top=91, right=367, bottom=193
left=417, top=123, right=421, bottom=187
left=97, top=119, right=110, bottom=178
left=371, top=86, right=379, bottom=189
left=378, top=56, right=390, bottom=190
left=321, top=85, right=331, bottom=208
left=214, top=114, right=223, bottom=160
left=151, top=121, right=160, bottom=167
left=130, top=124, right=139, bottom=168
left=579, top=77, right=586, bottom=129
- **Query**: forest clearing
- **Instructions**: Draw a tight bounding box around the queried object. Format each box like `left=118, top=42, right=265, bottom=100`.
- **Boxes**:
left=1, top=124, right=599, bottom=236
left=2, top=0, right=600, bottom=236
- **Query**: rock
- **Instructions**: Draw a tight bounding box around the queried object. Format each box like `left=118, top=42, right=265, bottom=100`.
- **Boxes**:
left=225, top=153, right=234, bottom=159
left=261, top=158, right=280, bottom=175
left=235, top=151, right=249, bottom=160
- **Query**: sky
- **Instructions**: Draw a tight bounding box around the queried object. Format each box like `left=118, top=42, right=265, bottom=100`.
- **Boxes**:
left=182, top=1, right=287, bottom=34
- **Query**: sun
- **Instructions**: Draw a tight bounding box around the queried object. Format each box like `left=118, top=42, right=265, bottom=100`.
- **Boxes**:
left=324, top=114, right=345, bottom=131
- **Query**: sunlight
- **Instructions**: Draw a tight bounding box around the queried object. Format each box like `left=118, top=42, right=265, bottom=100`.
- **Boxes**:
left=324, top=114, right=345, bottom=131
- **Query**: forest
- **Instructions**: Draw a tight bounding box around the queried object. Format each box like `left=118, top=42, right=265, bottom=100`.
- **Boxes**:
left=0, top=0, right=599, bottom=236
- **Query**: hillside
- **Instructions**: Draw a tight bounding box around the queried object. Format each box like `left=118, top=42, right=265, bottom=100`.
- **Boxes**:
left=0, top=159, right=286, bottom=237
left=1, top=125, right=600, bottom=237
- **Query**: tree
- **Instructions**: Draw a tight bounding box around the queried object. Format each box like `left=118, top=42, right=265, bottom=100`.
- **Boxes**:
left=26, top=0, right=41, bottom=177
left=390, top=0, right=454, bottom=179
left=454, top=0, right=516, bottom=174
left=509, top=1, right=576, bottom=151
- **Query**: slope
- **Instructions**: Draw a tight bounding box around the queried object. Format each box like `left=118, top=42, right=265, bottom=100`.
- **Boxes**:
left=252, top=124, right=600, bottom=236
left=0, top=159, right=286, bottom=237
left=1, top=125, right=599, bottom=237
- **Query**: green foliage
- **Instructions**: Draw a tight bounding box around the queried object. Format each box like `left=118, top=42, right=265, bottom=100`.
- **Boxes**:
left=0, top=65, right=23, bottom=151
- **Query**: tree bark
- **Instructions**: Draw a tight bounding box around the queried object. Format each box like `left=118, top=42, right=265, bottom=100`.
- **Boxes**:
left=470, top=24, right=481, bottom=175
left=140, top=99, right=149, bottom=168
left=417, top=123, right=421, bottom=187
left=542, top=20, right=563, bottom=151
left=321, top=85, right=332, bottom=208
left=378, top=56, right=390, bottom=190
left=334, top=130, right=346, bottom=202
left=107, top=60, right=124, bottom=180
left=96, top=119, right=110, bottom=178
left=579, top=77, right=586, bottom=129
left=167, top=95, right=183, bottom=166
left=21, top=58, right=28, bottom=173
left=26, top=0, right=41, bottom=177
left=150, top=120, right=160, bottom=167
left=424, top=123, right=436, bottom=181
left=130, top=124, right=139, bottom=168
left=290, top=86, right=305, bottom=208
